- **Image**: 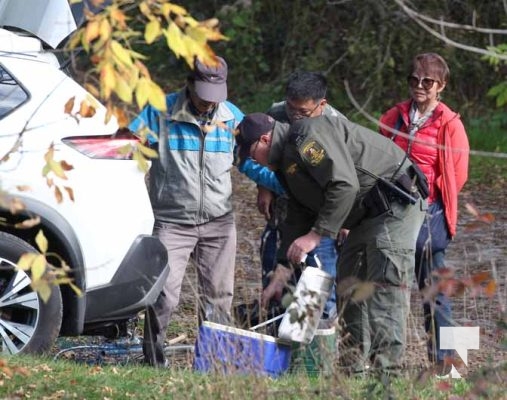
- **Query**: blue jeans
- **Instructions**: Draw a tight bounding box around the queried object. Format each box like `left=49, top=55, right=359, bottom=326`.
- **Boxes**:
left=260, top=224, right=338, bottom=318
left=415, top=200, right=453, bottom=363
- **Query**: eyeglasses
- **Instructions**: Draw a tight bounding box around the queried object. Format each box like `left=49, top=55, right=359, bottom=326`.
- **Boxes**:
left=285, top=100, right=322, bottom=118
left=407, top=75, right=438, bottom=91
left=249, top=140, right=261, bottom=162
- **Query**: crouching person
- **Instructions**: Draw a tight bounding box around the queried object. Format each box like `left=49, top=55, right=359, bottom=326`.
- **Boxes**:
left=235, top=113, right=427, bottom=375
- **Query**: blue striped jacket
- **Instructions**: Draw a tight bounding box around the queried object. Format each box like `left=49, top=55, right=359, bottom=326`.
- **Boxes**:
left=130, top=89, right=244, bottom=225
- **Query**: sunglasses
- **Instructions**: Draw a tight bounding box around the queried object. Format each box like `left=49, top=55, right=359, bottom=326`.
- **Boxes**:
left=407, top=76, right=438, bottom=91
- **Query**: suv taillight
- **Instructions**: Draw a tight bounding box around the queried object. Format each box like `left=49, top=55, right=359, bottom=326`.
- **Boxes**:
left=62, top=132, right=140, bottom=160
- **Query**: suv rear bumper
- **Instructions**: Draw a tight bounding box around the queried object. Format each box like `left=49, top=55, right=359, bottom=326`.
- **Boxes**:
left=83, top=234, right=169, bottom=323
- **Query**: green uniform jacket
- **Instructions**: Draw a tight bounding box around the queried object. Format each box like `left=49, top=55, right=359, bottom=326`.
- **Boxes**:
left=268, top=115, right=413, bottom=256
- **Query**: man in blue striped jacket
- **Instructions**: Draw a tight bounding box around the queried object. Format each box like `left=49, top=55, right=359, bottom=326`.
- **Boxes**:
left=129, top=56, right=244, bottom=367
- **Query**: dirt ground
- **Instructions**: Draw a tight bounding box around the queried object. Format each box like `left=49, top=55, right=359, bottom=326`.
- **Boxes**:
left=55, top=169, right=506, bottom=375
left=174, top=169, right=506, bottom=375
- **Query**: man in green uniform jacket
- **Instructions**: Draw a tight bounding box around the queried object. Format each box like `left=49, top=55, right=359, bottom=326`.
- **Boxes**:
left=235, top=113, right=427, bottom=374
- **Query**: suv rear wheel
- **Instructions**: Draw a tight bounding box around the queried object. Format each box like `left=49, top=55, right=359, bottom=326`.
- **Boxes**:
left=0, top=232, right=63, bottom=354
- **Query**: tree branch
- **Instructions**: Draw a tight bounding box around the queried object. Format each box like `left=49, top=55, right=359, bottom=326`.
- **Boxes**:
left=394, top=0, right=507, bottom=61
left=397, top=0, right=507, bottom=35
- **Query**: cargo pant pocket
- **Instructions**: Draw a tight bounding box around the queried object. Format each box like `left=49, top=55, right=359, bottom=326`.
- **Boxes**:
left=375, top=238, right=414, bottom=287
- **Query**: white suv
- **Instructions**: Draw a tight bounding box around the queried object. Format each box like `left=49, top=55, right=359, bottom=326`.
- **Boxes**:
left=0, top=27, right=168, bottom=354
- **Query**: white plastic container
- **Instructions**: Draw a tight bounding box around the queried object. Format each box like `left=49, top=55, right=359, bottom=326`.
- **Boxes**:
left=278, top=266, right=334, bottom=344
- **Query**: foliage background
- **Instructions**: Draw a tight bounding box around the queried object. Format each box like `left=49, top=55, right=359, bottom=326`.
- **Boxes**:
left=125, top=0, right=506, bottom=129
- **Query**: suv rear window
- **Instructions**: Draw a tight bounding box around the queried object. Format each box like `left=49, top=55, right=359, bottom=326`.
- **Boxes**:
left=0, top=65, right=28, bottom=119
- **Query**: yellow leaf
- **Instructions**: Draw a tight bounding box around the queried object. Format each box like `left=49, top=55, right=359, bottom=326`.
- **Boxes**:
left=110, top=7, right=128, bottom=30
left=181, top=35, right=208, bottom=66
left=161, top=3, right=187, bottom=18
left=164, top=22, right=187, bottom=61
left=84, top=83, right=100, bottom=98
left=200, top=18, right=220, bottom=29
left=35, top=230, right=48, bottom=253
left=99, top=18, right=112, bottom=42
left=14, top=216, right=40, bottom=229
left=111, top=40, right=133, bottom=67
left=135, top=60, right=150, bottom=79
left=84, top=20, right=100, bottom=44
left=135, top=77, right=150, bottom=110
left=32, top=280, right=52, bottom=303
left=186, top=26, right=207, bottom=45
left=79, top=100, right=97, bottom=118
left=66, top=29, right=82, bottom=50
left=116, top=143, right=133, bottom=157
left=17, top=253, right=37, bottom=271
left=100, top=63, right=116, bottom=100
left=133, top=151, right=149, bottom=173
left=68, top=282, right=83, bottom=297
left=44, top=145, right=55, bottom=164
left=120, top=68, right=137, bottom=90
left=200, top=27, right=229, bottom=42
left=137, top=142, right=158, bottom=159
left=31, top=255, right=47, bottom=282
left=145, top=20, right=161, bottom=44
left=115, top=74, right=133, bottom=103
left=139, top=2, right=152, bottom=18
left=49, top=160, right=67, bottom=179
left=104, top=104, right=113, bottom=125
left=182, top=16, right=198, bottom=28
left=147, top=80, right=167, bottom=111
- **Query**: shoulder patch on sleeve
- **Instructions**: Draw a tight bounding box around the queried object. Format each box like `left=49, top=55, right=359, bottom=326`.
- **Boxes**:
left=301, top=140, right=326, bottom=166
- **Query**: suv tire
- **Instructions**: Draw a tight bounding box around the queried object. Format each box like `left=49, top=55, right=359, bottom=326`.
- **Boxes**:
left=0, top=232, right=63, bottom=354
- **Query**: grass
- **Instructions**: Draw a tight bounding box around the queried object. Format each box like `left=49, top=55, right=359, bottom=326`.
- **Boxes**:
left=466, top=113, right=507, bottom=185
left=1, top=114, right=505, bottom=400
left=3, top=354, right=503, bottom=400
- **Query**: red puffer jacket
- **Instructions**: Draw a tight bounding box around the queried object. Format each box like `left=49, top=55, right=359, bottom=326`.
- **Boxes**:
left=379, top=100, right=469, bottom=237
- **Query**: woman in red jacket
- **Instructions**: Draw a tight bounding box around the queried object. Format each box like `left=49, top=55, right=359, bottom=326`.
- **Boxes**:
left=379, top=52, right=469, bottom=375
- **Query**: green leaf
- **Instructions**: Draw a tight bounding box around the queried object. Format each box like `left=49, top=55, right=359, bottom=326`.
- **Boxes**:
left=497, top=90, right=507, bottom=107
left=487, top=83, right=507, bottom=97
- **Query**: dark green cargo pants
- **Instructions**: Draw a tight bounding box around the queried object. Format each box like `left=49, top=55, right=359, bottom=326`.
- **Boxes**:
left=337, top=198, right=426, bottom=373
